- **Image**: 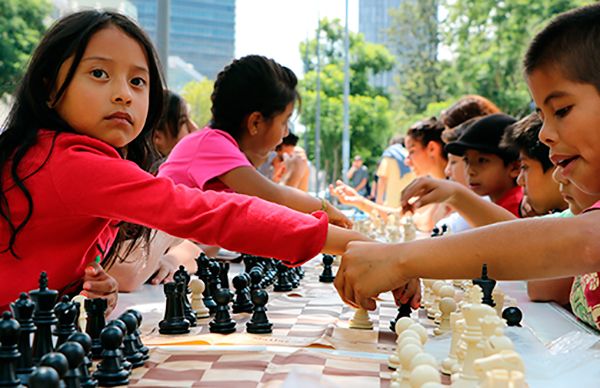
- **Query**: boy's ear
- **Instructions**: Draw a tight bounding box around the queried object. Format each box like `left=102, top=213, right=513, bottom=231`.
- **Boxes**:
left=508, top=160, right=521, bottom=179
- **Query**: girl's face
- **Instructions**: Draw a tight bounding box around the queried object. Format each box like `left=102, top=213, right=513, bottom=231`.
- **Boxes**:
left=528, top=67, right=600, bottom=195
left=254, top=102, right=294, bottom=154
left=404, top=135, right=436, bottom=176
left=52, top=26, right=150, bottom=148
left=445, top=154, right=467, bottom=186
left=154, top=103, right=199, bottom=156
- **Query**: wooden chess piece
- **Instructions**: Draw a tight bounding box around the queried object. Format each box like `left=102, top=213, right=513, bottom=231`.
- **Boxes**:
left=349, top=308, right=373, bottom=330
left=189, top=278, right=211, bottom=318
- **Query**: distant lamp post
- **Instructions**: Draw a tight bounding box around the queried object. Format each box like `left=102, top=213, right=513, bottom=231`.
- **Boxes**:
left=156, top=0, right=170, bottom=83
left=342, top=0, right=350, bottom=184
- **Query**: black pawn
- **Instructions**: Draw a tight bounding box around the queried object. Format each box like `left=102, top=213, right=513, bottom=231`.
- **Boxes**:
left=66, top=332, right=97, bottom=388
left=208, top=260, right=222, bottom=299
left=173, top=266, right=197, bottom=327
left=249, top=267, right=263, bottom=293
left=54, top=296, right=79, bottom=348
left=319, top=255, right=335, bottom=283
left=39, top=352, right=68, bottom=387
left=124, top=310, right=149, bottom=361
left=246, top=290, right=273, bottom=334
left=0, top=311, right=22, bottom=388
left=273, top=262, right=293, bottom=292
left=473, top=264, right=496, bottom=307
left=209, top=289, right=236, bottom=334
left=10, top=293, right=36, bottom=385
left=30, top=272, right=58, bottom=364
left=84, top=298, right=107, bottom=360
left=28, top=366, right=60, bottom=388
left=194, top=253, right=216, bottom=314
left=105, top=320, right=131, bottom=371
left=502, top=306, right=523, bottom=327
left=92, top=326, right=129, bottom=387
left=232, top=275, right=253, bottom=314
left=118, top=313, right=145, bottom=368
left=389, top=303, right=412, bottom=332
left=158, top=282, right=190, bottom=335
left=219, top=262, right=230, bottom=290
left=56, top=342, right=85, bottom=388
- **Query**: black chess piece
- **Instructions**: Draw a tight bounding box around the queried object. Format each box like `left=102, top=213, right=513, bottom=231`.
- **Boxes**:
left=288, top=266, right=300, bottom=288
left=158, top=282, right=190, bottom=335
left=232, top=275, right=253, bottom=314
left=273, top=262, right=293, bottom=292
left=502, top=306, right=523, bottom=327
left=124, top=310, right=149, bottom=361
left=39, top=352, right=69, bottom=386
left=249, top=267, right=263, bottom=292
left=118, top=312, right=145, bottom=369
left=10, top=292, right=36, bottom=385
left=246, top=290, right=273, bottom=334
left=84, top=298, right=107, bottom=360
left=56, top=341, right=85, bottom=388
left=208, top=260, right=222, bottom=299
left=219, top=262, right=230, bottom=290
left=28, top=366, right=60, bottom=388
left=54, top=296, right=79, bottom=348
left=105, top=320, right=132, bottom=372
left=472, top=264, right=496, bottom=307
left=440, top=224, right=449, bottom=235
left=173, top=266, right=197, bottom=327
left=319, top=255, right=335, bottom=283
left=29, top=272, right=59, bottom=364
left=389, top=303, right=412, bottom=332
left=66, top=332, right=97, bottom=388
left=209, top=288, right=236, bottom=334
left=0, top=311, right=22, bottom=387
left=194, top=253, right=217, bottom=314
left=92, top=326, right=130, bottom=387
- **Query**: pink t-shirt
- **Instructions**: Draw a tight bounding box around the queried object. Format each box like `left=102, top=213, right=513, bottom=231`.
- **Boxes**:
left=158, top=127, right=252, bottom=192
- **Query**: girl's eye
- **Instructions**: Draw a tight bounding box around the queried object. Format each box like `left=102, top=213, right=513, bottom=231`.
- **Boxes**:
left=131, top=77, right=146, bottom=87
left=555, top=105, right=572, bottom=118
left=91, top=69, right=108, bottom=78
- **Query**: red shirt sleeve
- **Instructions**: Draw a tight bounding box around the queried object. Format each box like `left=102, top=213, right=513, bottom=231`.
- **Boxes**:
left=50, top=135, right=328, bottom=265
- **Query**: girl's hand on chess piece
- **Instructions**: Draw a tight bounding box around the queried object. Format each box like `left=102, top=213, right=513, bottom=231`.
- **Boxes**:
left=392, top=279, right=421, bottom=309
left=401, top=176, right=463, bottom=214
left=149, top=254, right=178, bottom=285
left=82, top=261, right=118, bottom=316
left=335, top=241, right=410, bottom=310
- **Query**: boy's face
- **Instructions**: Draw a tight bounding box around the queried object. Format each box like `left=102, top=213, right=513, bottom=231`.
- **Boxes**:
left=445, top=154, right=468, bottom=186
left=528, top=67, right=600, bottom=195
left=517, top=153, right=564, bottom=215
left=553, top=166, right=600, bottom=215
left=463, top=149, right=519, bottom=202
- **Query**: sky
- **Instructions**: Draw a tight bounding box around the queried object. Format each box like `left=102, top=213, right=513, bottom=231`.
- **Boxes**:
left=235, top=0, right=359, bottom=77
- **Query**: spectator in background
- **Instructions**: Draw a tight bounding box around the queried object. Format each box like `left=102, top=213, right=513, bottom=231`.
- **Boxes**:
left=273, top=132, right=310, bottom=192
left=347, top=155, right=369, bottom=196
left=376, top=135, right=415, bottom=208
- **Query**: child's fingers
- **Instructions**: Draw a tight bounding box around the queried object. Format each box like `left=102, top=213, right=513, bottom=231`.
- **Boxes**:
left=83, top=278, right=118, bottom=294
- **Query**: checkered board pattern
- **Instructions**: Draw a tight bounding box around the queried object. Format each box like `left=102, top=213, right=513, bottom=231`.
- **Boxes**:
left=137, top=259, right=438, bottom=354
left=128, top=347, right=394, bottom=387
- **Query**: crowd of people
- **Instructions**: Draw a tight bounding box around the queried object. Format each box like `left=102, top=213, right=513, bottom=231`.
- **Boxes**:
left=1, top=3, right=600, bottom=337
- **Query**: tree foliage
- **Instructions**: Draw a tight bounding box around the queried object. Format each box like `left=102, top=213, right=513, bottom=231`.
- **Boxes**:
left=181, top=78, right=213, bottom=129
left=299, top=18, right=395, bottom=183
left=0, top=0, right=51, bottom=98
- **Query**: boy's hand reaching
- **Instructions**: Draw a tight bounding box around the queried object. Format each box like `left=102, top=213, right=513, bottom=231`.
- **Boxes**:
left=334, top=241, right=414, bottom=310
left=82, top=261, right=118, bottom=316
left=329, top=180, right=363, bottom=207
left=401, top=176, right=462, bottom=214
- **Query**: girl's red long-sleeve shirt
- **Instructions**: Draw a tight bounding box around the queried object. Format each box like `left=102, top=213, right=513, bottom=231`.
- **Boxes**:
left=0, top=130, right=327, bottom=310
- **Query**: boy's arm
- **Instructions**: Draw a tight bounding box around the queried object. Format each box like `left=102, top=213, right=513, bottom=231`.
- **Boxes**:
left=401, top=177, right=516, bottom=227
left=527, top=277, right=573, bottom=305
left=335, top=213, right=600, bottom=309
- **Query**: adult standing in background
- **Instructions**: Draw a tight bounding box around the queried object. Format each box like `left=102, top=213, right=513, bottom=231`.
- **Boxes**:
left=347, top=155, right=369, bottom=196
left=375, top=135, right=415, bottom=208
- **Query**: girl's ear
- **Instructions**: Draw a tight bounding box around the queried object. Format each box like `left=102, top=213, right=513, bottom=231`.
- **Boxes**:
left=153, top=130, right=168, bottom=154
left=244, top=111, right=262, bottom=136
left=427, top=141, right=441, bottom=158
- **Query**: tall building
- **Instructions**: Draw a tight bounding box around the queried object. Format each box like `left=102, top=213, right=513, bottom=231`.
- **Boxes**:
left=359, top=0, right=401, bottom=91
left=132, top=0, right=235, bottom=80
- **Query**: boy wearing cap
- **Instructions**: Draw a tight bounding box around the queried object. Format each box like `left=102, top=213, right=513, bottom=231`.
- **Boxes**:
left=445, top=113, right=523, bottom=216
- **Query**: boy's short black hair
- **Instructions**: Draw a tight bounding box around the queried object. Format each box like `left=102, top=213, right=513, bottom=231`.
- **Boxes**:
left=281, top=132, right=299, bottom=146
left=501, top=113, right=553, bottom=172
left=524, top=3, right=600, bottom=93
left=445, top=113, right=519, bottom=165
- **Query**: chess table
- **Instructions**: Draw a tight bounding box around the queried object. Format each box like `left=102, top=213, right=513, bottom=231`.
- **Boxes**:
left=112, top=257, right=600, bottom=387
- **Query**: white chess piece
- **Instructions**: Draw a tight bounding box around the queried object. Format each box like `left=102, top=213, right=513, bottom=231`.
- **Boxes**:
left=441, top=312, right=463, bottom=375
left=434, top=297, right=456, bottom=336
left=474, top=350, right=526, bottom=382
left=435, top=285, right=455, bottom=325
left=188, top=278, right=210, bottom=319
left=389, top=335, right=422, bottom=370
left=427, top=281, right=446, bottom=319
left=71, top=294, right=88, bottom=332
left=492, top=288, right=505, bottom=317
left=349, top=308, right=373, bottom=329
left=410, top=364, right=441, bottom=388
left=481, top=369, right=526, bottom=388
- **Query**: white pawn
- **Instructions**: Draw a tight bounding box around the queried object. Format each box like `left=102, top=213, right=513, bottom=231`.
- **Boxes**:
left=410, top=364, right=441, bottom=388
left=434, top=297, right=456, bottom=336
left=189, top=278, right=210, bottom=319
left=71, top=294, right=88, bottom=332
left=349, top=308, right=374, bottom=329
left=441, top=312, right=463, bottom=375
left=391, top=343, right=423, bottom=387
left=389, top=331, right=422, bottom=369
left=434, top=285, right=455, bottom=325
left=428, top=281, right=446, bottom=319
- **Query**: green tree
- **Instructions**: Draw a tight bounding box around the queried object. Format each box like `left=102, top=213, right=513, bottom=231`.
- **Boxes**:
left=181, top=78, right=213, bottom=128
left=0, top=0, right=51, bottom=98
left=299, top=18, right=395, bottom=183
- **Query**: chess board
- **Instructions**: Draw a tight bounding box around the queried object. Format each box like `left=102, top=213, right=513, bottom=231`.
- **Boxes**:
left=129, top=346, right=394, bottom=387
left=134, top=262, right=433, bottom=353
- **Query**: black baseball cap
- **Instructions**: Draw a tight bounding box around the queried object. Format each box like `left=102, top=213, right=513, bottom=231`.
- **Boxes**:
left=445, top=113, right=518, bottom=159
